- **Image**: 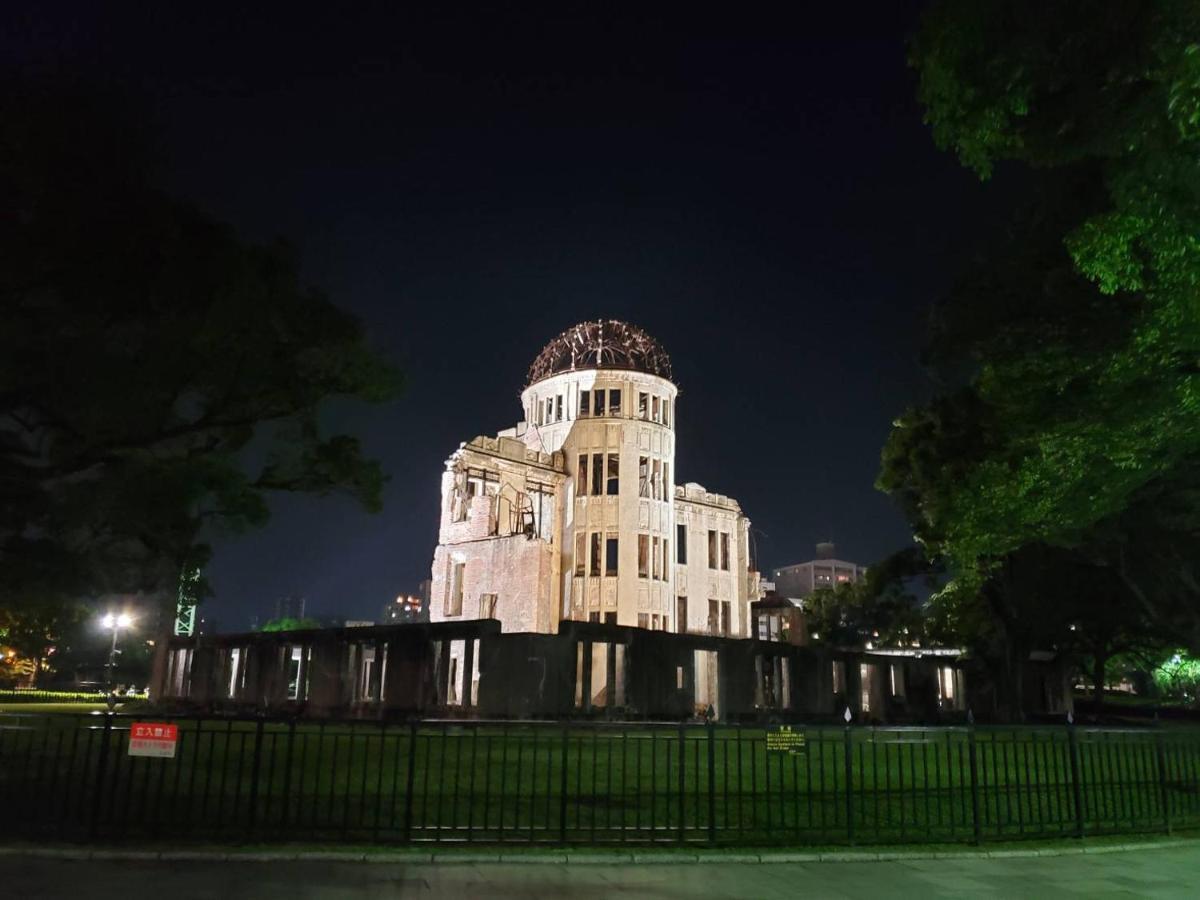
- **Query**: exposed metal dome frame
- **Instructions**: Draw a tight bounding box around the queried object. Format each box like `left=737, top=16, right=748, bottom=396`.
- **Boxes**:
left=525, top=319, right=673, bottom=387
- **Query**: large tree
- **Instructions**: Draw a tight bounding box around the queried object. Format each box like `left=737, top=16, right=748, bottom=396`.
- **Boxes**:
left=882, top=1, right=1200, bottom=665
left=1, top=85, right=400, bottom=677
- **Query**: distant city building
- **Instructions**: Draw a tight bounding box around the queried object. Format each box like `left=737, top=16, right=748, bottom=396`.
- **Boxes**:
left=381, top=594, right=425, bottom=624
left=771, top=542, right=866, bottom=599
left=274, top=595, right=307, bottom=621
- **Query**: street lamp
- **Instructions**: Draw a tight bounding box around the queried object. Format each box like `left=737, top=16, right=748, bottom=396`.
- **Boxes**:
left=101, top=612, right=134, bottom=711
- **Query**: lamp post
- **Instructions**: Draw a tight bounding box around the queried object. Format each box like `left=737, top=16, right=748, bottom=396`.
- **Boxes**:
left=101, top=612, right=133, bottom=711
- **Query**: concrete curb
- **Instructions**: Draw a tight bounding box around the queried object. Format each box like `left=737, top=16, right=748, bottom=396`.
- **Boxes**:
left=0, top=838, right=1195, bottom=865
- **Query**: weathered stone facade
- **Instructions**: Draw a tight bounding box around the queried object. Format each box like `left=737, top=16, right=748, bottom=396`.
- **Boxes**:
left=429, top=320, right=758, bottom=640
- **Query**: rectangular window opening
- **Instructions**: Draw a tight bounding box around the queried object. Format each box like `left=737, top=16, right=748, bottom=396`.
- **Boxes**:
left=605, top=535, right=619, bottom=576
left=447, top=562, right=465, bottom=616
left=590, top=532, right=602, bottom=577
left=577, top=454, right=589, bottom=497
left=638, top=534, right=649, bottom=578
left=591, top=452, right=603, bottom=496
left=608, top=388, right=621, bottom=414
left=575, top=533, right=586, bottom=577
left=676, top=523, right=687, bottom=563
left=607, top=453, right=619, bottom=495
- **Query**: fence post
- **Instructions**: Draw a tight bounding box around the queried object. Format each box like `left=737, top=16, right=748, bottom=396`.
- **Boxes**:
left=246, top=718, right=265, bottom=835
left=967, top=712, right=982, bottom=845
left=279, top=719, right=296, bottom=828
left=843, top=709, right=854, bottom=845
left=706, top=721, right=716, bottom=846
left=559, top=724, right=569, bottom=844
left=1066, top=714, right=1085, bottom=839
left=1154, top=730, right=1172, bottom=835
left=677, top=723, right=686, bottom=844
left=89, top=713, right=114, bottom=839
left=402, top=719, right=418, bottom=843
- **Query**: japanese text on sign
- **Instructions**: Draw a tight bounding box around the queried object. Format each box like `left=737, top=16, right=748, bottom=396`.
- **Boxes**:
left=129, top=722, right=178, bottom=758
left=765, top=725, right=806, bottom=754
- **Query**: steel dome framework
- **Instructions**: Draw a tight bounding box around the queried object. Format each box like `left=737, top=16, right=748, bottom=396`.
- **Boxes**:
left=525, top=319, right=673, bottom=388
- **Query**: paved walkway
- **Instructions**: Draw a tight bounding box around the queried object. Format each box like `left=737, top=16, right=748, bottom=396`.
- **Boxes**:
left=4, top=845, right=1199, bottom=898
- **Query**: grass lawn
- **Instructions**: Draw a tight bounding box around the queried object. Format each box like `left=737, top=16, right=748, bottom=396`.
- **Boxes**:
left=2, top=715, right=1198, bottom=847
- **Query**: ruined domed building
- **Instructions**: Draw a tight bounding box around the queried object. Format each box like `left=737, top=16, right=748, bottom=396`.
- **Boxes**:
left=159, top=323, right=1070, bottom=724
left=429, top=320, right=758, bottom=638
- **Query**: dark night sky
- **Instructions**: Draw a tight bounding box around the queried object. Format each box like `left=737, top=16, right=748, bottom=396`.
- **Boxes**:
left=7, top=4, right=1016, bottom=629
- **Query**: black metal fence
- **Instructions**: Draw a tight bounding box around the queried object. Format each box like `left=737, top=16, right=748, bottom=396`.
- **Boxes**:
left=2, top=712, right=1198, bottom=846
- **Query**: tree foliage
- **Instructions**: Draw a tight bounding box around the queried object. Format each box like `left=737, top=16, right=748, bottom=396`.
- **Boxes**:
left=0, top=85, right=401, bottom=611
left=804, top=549, right=930, bottom=647
left=883, top=2, right=1200, bottom=664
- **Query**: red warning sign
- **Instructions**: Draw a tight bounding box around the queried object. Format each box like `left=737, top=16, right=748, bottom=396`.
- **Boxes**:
left=128, top=722, right=178, bottom=758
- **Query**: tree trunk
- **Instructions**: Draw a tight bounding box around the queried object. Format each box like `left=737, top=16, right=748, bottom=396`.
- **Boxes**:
left=1092, top=651, right=1107, bottom=721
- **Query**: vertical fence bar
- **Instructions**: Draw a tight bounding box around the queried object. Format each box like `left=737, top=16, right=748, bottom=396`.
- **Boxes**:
left=677, top=724, right=686, bottom=844
left=1067, top=721, right=1085, bottom=838
left=403, top=720, right=418, bottom=842
left=1155, top=731, right=1171, bottom=835
left=707, top=722, right=716, bottom=845
left=559, top=724, right=569, bottom=844
left=843, top=724, right=853, bottom=845
left=968, top=725, right=982, bottom=844
left=280, top=720, right=296, bottom=832
left=89, top=715, right=113, bottom=839
left=247, top=718, right=265, bottom=835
